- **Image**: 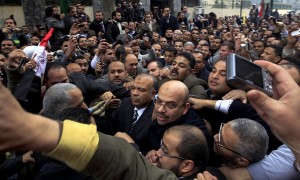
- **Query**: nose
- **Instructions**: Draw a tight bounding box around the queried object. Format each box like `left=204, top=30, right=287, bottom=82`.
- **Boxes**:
left=212, top=72, right=219, bottom=79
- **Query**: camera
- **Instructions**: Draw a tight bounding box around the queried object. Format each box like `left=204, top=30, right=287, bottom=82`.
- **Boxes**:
left=226, top=53, right=273, bottom=96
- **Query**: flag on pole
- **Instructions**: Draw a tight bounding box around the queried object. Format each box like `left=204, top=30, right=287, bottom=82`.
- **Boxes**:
left=258, top=0, right=265, bottom=17
left=60, top=0, right=70, bottom=14
left=243, top=14, right=246, bottom=24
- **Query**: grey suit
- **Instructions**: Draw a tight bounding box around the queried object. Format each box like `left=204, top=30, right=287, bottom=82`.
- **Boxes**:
left=138, top=21, right=160, bottom=34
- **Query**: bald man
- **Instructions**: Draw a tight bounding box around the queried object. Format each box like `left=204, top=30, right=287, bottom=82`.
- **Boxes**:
left=146, top=80, right=210, bottom=152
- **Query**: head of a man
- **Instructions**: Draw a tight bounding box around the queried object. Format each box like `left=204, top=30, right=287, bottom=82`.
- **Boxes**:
left=44, top=62, right=70, bottom=90
left=170, top=52, right=195, bottom=81
left=164, top=45, right=177, bottom=65
left=200, top=44, right=211, bottom=59
left=192, top=51, right=205, bottom=74
left=152, top=43, right=162, bottom=57
left=252, top=40, right=265, bottom=55
left=147, top=60, right=163, bottom=79
left=199, top=28, right=209, bottom=40
left=219, top=42, right=235, bottom=59
left=191, top=29, right=200, bottom=41
left=154, top=80, right=190, bottom=125
left=174, top=41, right=184, bottom=53
left=163, top=6, right=171, bottom=17
left=112, top=11, right=122, bottom=22
left=260, top=44, right=283, bottom=64
left=159, top=37, right=167, bottom=50
left=42, top=83, right=87, bottom=119
left=1, top=39, right=16, bottom=55
left=208, top=60, right=231, bottom=96
left=183, top=41, right=195, bottom=54
left=183, top=31, right=191, bottom=42
left=108, top=61, right=127, bottom=85
left=131, top=74, right=156, bottom=108
left=210, top=38, right=222, bottom=52
left=102, top=48, right=116, bottom=64
left=95, top=11, right=104, bottom=22
left=156, top=125, right=209, bottom=177
left=214, top=118, right=269, bottom=168
left=72, top=56, right=89, bottom=75
left=125, top=53, right=138, bottom=77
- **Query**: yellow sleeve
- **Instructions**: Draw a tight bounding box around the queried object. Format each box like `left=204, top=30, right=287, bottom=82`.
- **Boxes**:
left=47, top=120, right=99, bottom=171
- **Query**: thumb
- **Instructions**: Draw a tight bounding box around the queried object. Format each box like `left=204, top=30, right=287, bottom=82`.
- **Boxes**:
left=247, top=90, right=277, bottom=123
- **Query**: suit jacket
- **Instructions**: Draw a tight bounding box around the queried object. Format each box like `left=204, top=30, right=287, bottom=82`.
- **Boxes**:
left=160, top=15, right=179, bottom=35
left=107, top=97, right=154, bottom=154
left=89, top=20, right=107, bottom=36
left=105, top=21, right=121, bottom=43
left=138, top=21, right=160, bottom=34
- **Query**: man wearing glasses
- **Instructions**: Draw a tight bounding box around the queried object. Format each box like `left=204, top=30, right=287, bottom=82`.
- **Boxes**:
left=146, top=125, right=213, bottom=179
left=214, top=119, right=269, bottom=168
left=146, top=80, right=210, bottom=153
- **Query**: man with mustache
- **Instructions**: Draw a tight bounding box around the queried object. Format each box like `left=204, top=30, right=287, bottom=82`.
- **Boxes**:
left=106, top=73, right=156, bottom=154
left=163, top=52, right=208, bottom=99
left=146, top=80, right=210, bottom=154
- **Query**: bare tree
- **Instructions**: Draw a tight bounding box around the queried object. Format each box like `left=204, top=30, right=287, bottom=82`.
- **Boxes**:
left=21, top=0, right=46, bottom=29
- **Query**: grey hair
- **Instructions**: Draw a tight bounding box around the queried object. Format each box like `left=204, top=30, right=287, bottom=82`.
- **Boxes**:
left=184, top=41, right=195, bottom=48
left=42, top=83, right=78, bottom=119
left=230, top=118, right=269, bottom=163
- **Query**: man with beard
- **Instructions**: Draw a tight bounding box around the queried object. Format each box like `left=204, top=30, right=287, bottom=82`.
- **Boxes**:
left=107, top=73, right=156, bottom=154
left=249, top=40, right=265, bottom=61
left=146, top=125, right=210, bottom=179
left=89, top=11, right=107, bottom=37
left=161, top=52, right=208, bottom=99
left=164, top=29, right=174, bottom=45
left=146, top=80, right=210, bottom=154
left=106, top=11, right=122, bottom=43
left=205, top=38, right=222, bottom=72
left=78, top=21, right=96, bottom=38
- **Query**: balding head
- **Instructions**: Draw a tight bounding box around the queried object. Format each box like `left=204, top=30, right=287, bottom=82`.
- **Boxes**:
left=125, top=54, right=138, bottom=77
left=155, top=80, right=190, bottom=125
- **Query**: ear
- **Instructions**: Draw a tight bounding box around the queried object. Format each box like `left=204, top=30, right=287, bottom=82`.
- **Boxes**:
left=179, top=160, right=195, bottom=175
left=182, top=103, right=190, bottom=115
left=234, top=157, right=249, bottom=167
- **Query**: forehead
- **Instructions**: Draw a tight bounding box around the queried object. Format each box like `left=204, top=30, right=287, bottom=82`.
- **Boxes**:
left=125, top=55, right=138, bottom=63
left=48, top=68, right=68, bottom=78
left=109, top=62, right=125, bottom=70
left=1, top=40, right=13, bottom=45
left=174, top=56, right=189, bottom=64
left=153, top=44, right=161, bottom=48
left=75, top=58, right=88, bottom=63
left=193, top=53, right=203, bottom=60
left=264, top=47, right=275, bottom=53
left=148, top=61, right=158, bottom=68
left=214, top=60, right=226, bottom=70
left=163, top=130, right=181, bottom=148
left=133, top=76, right=153, bottom=87
left=175, top=42, right=183, bottom=46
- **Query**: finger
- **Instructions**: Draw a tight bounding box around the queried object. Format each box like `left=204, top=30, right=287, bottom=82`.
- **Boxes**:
left=196, top=173, right=205, bottom=180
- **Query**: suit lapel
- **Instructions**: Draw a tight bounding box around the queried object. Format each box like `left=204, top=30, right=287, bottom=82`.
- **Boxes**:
left=130, top=103, right=154, bottom=136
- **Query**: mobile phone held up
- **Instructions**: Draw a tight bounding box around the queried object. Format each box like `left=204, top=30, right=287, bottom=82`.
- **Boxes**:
left=226, top=53, right=273, bottom=96
left=291, top=29, right=300, bottom=36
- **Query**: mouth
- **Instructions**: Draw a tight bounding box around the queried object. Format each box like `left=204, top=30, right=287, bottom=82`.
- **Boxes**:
left=170, top=70, right=178, bottom=76
left=156, top=113, right=168, bottom=122
left=209, top=80, right=218, bottom=86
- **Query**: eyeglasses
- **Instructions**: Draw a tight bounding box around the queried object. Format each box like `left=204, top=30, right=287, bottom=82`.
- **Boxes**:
left=155, top=98, right=181, bottom=110
left=217, top=123, right=251, bottom=162
left=160, top=140, right=190, bottom=161
left=160, top=139, right=202, bottom=164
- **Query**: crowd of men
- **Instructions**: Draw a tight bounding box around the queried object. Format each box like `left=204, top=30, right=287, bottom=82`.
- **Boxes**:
left=0, top=2, right=300, bottom=180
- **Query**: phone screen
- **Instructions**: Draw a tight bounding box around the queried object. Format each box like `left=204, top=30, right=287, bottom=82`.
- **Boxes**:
left=235, top=56, right=264, bottom=87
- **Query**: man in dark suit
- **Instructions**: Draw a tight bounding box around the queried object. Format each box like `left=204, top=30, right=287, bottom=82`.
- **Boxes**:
left=138, top=12, right=160, bottom=35
left=105, top=11, right=122, bottom=43
left=107, top=73, right=157, bottom=154
left=89, top=11, right=107, bottom=38
left=159, top=6, right=179, bottom=36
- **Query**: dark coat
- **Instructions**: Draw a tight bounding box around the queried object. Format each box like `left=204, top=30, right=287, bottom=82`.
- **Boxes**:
left=160, top=15, right=179, bottom=35
left=105, top=21, right=121, bottom=43
left=107, top=97, right=154, bottom=154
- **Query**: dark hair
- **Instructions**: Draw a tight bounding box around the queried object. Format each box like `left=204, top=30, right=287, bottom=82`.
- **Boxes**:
left=168, top=125, right=209, bottom=173
left=164, top=45, right=177, bottom=55
left=1, top=39, right=16, bottom=46
left=221, top=41, right=235, bottom=51
left=115, top=45, right=126, bottom=61
left=45, top=6, right=53, bottom=17
left=44, top=62, right=67, bottom=80
left=267, top=44, right=283, bottom=57
left=147, top=60, right=163, bottom=69
left=253, top=39, right=266, bottom=47
left=71, top=55, right=87, bottom=63
left=58, top=108, right=91, bottom=124
left=176, top=52, right=196, bottom=69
